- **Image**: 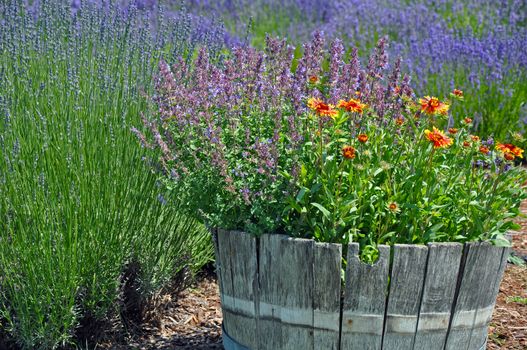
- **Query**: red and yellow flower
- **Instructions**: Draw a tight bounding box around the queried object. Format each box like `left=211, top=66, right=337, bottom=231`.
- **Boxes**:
left=495, top=143, right=524, bottom=160
left=424, top=127, right=453, bottom=148
left=463, top=117, right=473, bottom=124
left=307, top=97, right=338, bottom=117
left=451, top=89, right=464, bottom=100
left=338, top=98, right=368, bottom=113
left=448, top=128, right=458, bottom=134
left=479, top=146, right=490, bottom=154
left=470, top=135, right=480, bottom=142
left=342, top=145, right=356, bottom=159
left=419, top=96, right=450, bottom=116
left=309, top=76, right=319, bottom=84
left=358, top=134, right=368, bottom=143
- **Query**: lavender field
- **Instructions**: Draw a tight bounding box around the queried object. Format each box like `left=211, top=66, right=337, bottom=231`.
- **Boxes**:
left=0, top=0, right=526, bottom=349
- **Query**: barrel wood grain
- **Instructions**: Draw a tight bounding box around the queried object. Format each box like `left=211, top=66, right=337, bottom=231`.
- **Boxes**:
left=279, top=237, right=315, bottom=350
left=414, top=243, right=463, bottom=350
left=216, top=231, right=508, bottom=350
left=382, top=244, right=428, bottom=350
left=341, top=243, right=390, bottom=350
left=217, top=230, right=259, bottom=349
left=445, top=242, right=499, bottom=350
left=212, top=229, right=223, bottom=305
left=217, top=229, right=236, bottom=342
left=257, top=234, right=286, bottom=350
left=313, top=242, right=342, bottom=350
left=466, top=244, right=509, bottom=350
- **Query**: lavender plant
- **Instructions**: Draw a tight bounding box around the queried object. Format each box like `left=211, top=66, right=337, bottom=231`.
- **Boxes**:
left=0, top=0, right=221, bottom=348
left=144, top=34, right=526, bottom=262
left=185, top=0, right=527, bottom=141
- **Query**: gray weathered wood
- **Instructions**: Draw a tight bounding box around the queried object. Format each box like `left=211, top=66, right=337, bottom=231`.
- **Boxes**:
left=216, top=232, right=506, bottom=350
left=313, top=242, right=342, bottom=350
left=341, top=243, right=390, bottom=350
left=217, top=230, right=259, bottom=349
left=257, top=234, right=286, bottom=350
left=466, top=244, right=509, bottom=350
left=414, top=243, right=463, bottom=350
left=279, top=237, right=315, bottom=350
left=382, top=244, right=428, bottom=350
left=216, top=229, right=236, bottom=342
left=445, top=242, right=501, bottom=350
left=212, top=229, right=223, bottom=304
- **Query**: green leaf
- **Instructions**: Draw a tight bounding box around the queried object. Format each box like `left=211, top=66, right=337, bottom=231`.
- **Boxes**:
left=508, top=254, right=526, bottom=266
left=311, top=202, right=331, bottom=220
left=493, top=236, right=512, bottom=247
left=296, top=188, right=308, bottom=202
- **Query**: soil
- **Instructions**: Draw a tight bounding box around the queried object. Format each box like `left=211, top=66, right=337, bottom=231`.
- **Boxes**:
left=108, top=212, right=527, bottom=350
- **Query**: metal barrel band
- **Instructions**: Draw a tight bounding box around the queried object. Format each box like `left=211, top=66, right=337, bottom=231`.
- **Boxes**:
left=479, top=337, right=487, bottom=350
left=223, top=323, right=488, bottom=350
left=222, top=324, right=251, bottom=350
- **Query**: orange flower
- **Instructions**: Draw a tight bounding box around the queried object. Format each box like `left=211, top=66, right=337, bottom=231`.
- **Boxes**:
left=393, top=86, right=401, bottom=95
left=470, top=135, right=480, bottom=142
left=448, top=128, right=458, bottom=134
left=309, top=76, right=319, bottom=84
left=338, top=98, right=368, bottom=113
left=358, top=134, right=368, bottom=143
left=307, top=97, right=322, bottom=110
left=419, top=96, right=450, bottom=116
left=479, top=146, right=490, bottom=154
left=495, top=143, right=524, bottom=160
left=307, top=97, right=338, bottom=117
left=424, top=127, right=453, bottom=148
left=451, top=89, right=464, bottom=99
left=463, top=141, right=471, bottom=148
left=463, top=117, right=473, bottom=124
left=342, top=145, right=356, bottom=159
left=395, top=117, right=404, bottom=125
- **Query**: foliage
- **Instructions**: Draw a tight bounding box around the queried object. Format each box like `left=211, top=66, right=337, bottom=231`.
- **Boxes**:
left=0, top=1, right=218, bottom=348
left=185, top=0, right=527, bottom=141
left=145, top=33, right=527, bottom=254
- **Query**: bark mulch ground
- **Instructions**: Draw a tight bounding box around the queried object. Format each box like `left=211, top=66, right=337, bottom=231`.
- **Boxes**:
left=123, top=211, right=527, bottom=350
left=487, top=201, right=527, bottom=350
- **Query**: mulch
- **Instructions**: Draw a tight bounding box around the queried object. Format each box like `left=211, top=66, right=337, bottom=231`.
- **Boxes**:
left=487, top=203, right=527, bottom=350
left=115, top=213, right=527, bottom=350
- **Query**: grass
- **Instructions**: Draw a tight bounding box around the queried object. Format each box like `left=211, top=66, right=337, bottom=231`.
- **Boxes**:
left=506, top=296, right=527, bottom=305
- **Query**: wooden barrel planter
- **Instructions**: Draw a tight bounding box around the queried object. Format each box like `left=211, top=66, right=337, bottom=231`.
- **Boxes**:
left=214, top=229, right=510, bottom=350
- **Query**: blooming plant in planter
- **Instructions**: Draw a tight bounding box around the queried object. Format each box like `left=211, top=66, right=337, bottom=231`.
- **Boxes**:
left=139, top=33, right=526, bottom=259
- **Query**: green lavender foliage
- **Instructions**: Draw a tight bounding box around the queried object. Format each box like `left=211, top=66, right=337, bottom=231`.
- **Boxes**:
left=0, top=1, right=217, bottom=348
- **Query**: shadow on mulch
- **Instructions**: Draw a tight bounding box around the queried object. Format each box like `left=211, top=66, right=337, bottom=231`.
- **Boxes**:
left=97, top=263, right=223, bottom=350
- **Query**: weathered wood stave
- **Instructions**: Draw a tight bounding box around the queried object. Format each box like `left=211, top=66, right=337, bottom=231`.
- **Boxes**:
left=215, top=231, right=508, bottom=350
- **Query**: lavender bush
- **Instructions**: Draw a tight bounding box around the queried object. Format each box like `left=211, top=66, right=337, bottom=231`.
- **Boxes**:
left=0, top=0, right=223, bottom=348
left=185, top=0, right=527, bottom=140
left=143, top=34, right=526, bottom=263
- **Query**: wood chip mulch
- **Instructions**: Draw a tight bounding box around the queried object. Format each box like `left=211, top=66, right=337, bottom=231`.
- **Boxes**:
left=122, top=276, right=223, bottom=350
left=122, top=208, right=527, bottom=350
left=487, top=200, right=527, bottom=350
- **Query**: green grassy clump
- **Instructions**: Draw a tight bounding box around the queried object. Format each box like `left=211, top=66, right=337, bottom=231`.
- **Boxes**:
left=0, top=2, right=214, bottom=348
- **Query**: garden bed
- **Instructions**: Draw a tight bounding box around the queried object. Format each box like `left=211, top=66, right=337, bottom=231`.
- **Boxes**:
left=104, top=227, right=527, bottom=349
